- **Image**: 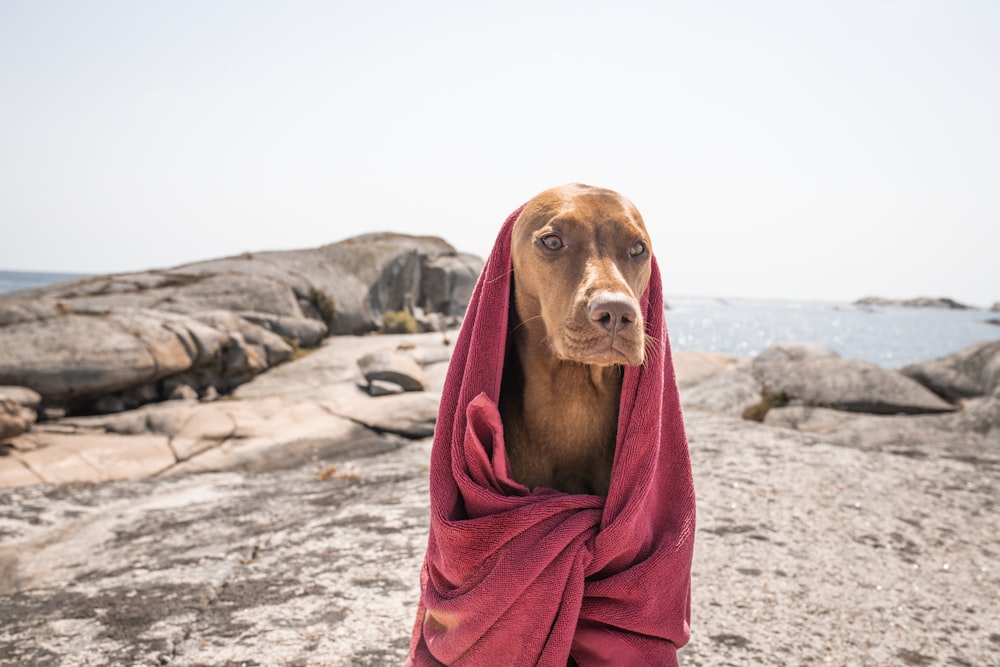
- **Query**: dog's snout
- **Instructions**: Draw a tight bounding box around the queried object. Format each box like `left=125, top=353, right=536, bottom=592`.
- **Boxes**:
left=588, top=294, right=638, bottom=333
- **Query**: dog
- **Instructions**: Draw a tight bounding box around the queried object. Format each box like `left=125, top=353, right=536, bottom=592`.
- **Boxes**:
left=499, top=184, right=653, bottom=496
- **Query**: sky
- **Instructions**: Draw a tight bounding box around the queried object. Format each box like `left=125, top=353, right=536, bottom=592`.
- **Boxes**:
left=1, top=1, right=998, bottom=306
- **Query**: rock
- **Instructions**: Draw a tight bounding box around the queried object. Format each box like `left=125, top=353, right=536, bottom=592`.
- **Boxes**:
left=0, top=386, right=42, bottom=410
left=2, top=412, right=999, bottom=665
left=0, top=331, right=455, bottom=490
left=238, top=311, right=328, bottom=347
left=319, top=385, right=440, bottom=439
left=167, top=384, right=199, bottom=401
left=992, top=302, right=1000, bottom=312
left=901, top=338, right=1000, bottom=402
left=357, top=350, right=428, bottom=392
left=419, top=252, right=483, bottom=317
left=368, top=379, right=404, bottom=396
left=92, top=395, right=126, bottom=415
left=753, top=341, right=840, bottom=363
left=764, top=396, right=1000, bottom=466
left=7, top=431, right=176, bottom=484
left=1, top=234, right=483, bottom=416
left=672, top=350, right=745, bottom=388
left=680, top=366, right=762, bottom=416
left=0, top=308, right=190, bottom=403
left=751, top=344, right=955, bottom=415
left=0, top=398, right=34, bottom=441
left=854, top=296, right=973, bottom=310
left=0, top=306, right=292, bottom=412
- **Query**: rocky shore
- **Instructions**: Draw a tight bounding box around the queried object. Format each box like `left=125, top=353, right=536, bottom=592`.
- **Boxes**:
left=854, top=296, right=975, bottom=310
left=1, top=245, right=999, bottom=665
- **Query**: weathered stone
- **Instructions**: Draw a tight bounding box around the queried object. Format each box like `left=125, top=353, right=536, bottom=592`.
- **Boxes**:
left=92, top=395, right=126, bottom=415
left=751, top=349, right=955, bottom=415
left=673, top=350, right=746, bottom=388
left=901, top=338, right=1000, bottom=402
left=11, top=432, right=175, bottom=484
left=238, top=311, right=328, bottom=347
left=765, top=396, right=1000, bottom=466
left=319, top=386, right=440, bottom=439
left=0, top=311, right=174, bottom=402
left=419, top=252, right=483, bottom=317
left=680, top=367, right=762, bottom=416
left=0, top=456, right=42, bottom=486
left=357, top=350, right=428, bottom=392
left=166, top=411, right=407, bottom=476
left=0, top=386, right=42, bottom=409
left=0, top=398, right=33, bottom=441
left=753, top=341, right=841, bottom=364
left=2, top=411, right=999, bottom=665
left=168, top=384, right=199, bottom=401
left=0, top=233, right=482, bottom=417
left=368, top=379, right=404, bottom=396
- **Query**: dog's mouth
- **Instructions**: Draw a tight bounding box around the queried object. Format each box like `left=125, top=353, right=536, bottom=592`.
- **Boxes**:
left=555, top=327, right=646, bottom=367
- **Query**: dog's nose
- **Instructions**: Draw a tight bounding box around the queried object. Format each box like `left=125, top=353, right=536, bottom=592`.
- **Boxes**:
left=588, top=294, right=638, bottom=333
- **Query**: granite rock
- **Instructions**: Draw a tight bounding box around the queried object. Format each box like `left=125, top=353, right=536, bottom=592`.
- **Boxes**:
left=0, top=234, right=483, bottom=417
left=751, top=345, right=955, bottom=415
left=901, top=338, right=1000, bottom=402
left=1, top=411, right=997, bottom=665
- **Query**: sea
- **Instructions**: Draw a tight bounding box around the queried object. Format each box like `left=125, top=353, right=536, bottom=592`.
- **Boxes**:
left=1, top=270, right=997, bottom=369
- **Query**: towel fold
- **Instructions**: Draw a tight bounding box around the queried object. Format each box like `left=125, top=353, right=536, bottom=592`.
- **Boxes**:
left=406, top=204, right=696, bottom=666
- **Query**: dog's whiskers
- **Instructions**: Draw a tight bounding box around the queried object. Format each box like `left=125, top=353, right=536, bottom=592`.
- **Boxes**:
left=509, top=314, right=544, bottom=337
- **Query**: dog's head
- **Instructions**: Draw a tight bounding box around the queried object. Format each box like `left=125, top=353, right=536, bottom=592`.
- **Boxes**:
left=511, top=184, right=652, bottom=367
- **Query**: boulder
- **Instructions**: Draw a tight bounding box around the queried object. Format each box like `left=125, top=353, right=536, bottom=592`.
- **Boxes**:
left=672, top=350, right=745, bottom=388
left=357, top=350, right=428, bottom=392
left=680, top=367, right=762, bottom=416
left=0, top=397, right=34, bottom=441
left=753, top=341, right=840, bottom=364
left=1, top=234, right=482, bottom=415
left=0, top=386, right=42, bottom=409
left=419, top=252, right=483, bottom=317
left=315, top=380, right=440, bottom=439
left=765, top=396, right=1000, bottom=465
left=237, top=311, right=327, bottom=347
left=0, top=306, right=292, bottom=412
left=901, top=338, right=1000, bottom=402
left=0, top=309, right=192, bottom=403
left=751, top=344, right=955, bottom=415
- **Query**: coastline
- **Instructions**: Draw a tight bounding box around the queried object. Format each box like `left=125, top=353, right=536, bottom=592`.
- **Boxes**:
left=1, top=249, right=998, bottom=664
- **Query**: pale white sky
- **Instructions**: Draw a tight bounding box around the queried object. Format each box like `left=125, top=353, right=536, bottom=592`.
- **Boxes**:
left=1, top=1, right=998, bottom=305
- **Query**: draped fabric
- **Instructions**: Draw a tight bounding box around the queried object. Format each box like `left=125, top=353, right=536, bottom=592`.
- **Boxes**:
left=406, top=206, right=696, bottom=666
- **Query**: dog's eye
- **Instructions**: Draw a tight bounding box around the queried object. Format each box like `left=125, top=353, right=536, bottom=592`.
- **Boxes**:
left=540, top=234, right=564, bottom=251
left=629, top=241, right=646, bottom=257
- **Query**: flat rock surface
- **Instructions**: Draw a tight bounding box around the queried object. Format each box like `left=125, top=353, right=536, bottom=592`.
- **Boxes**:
left=2, top=411, right=998, bottom=666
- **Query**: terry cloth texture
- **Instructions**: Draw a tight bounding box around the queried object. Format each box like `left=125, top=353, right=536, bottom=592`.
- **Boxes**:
left=406, top=205, right=696, bottom=666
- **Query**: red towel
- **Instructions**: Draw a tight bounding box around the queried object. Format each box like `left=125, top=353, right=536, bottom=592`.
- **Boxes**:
left=406, top=205, right=696, bottom=666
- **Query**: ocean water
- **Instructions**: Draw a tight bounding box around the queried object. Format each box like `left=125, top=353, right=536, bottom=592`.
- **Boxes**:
left=1, top=271, right=995, bottom=368
left=665, top=295, right=999, bottom=368
left=0, top=270, right=86, bottom=295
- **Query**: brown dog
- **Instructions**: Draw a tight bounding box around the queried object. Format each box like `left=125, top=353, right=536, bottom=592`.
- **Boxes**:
left=499, top=184, right=653, bottom=496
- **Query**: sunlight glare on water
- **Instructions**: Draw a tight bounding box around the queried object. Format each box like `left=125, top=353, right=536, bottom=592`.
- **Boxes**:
left=665, top=296, right=999, bottom=368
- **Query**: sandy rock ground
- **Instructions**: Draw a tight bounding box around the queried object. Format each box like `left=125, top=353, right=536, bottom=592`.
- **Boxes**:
left=2, top=405, right=997, bottom=666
